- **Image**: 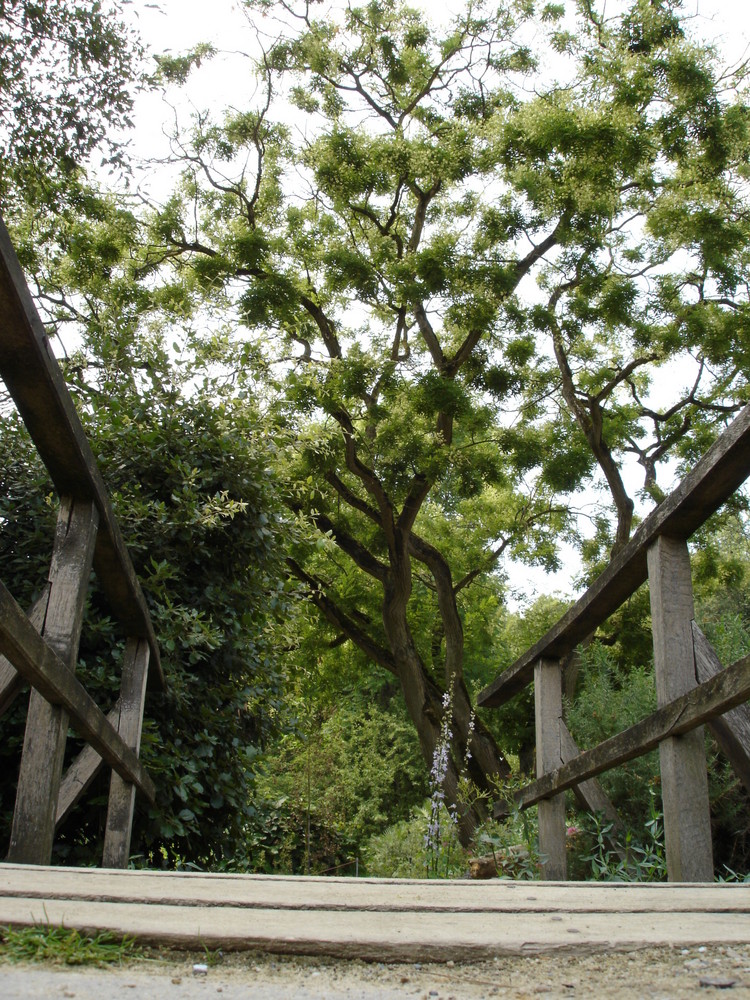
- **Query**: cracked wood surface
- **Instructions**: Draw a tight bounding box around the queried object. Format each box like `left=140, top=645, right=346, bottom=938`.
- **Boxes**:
left=0, top=866, right=748, bottom=961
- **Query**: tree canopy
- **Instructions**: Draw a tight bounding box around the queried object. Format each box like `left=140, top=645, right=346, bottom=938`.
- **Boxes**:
left=0, top=0, right=142, bottom=214
left=125, top=0, right=750, bottom=839
left=2, top=0, right=750, bottom=858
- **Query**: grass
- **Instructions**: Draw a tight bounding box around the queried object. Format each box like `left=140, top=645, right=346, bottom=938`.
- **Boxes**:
left=0, top=923, right=142, bottom=966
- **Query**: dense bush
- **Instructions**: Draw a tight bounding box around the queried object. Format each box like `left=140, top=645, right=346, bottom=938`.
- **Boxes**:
left=0, top=386, right=292, bottom=868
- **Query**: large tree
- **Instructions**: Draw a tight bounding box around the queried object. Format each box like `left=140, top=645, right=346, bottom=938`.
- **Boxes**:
left=79, top=0, right=750, bottom=839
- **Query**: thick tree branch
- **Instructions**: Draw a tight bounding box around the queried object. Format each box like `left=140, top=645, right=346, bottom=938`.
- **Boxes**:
left=331, top=407, right=396, bottom=546
left=306, top=509, right=389, bottom=583
left=286, top=559, right=398, bottom=675
left=324, top=471, right=382, bottom=525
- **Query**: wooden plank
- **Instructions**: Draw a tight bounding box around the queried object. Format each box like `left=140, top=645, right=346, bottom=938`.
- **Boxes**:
left=0, top=575, right=155, bottom=803
left=535, top=658, right=567, bottom=879
left=56, top=703, right=120, bottom=828
left=0, top=218, right=162, bottom=689
left=3, top=864, right=749, bottom=912
left=493, top=648, right=750, bottom=819
left=561, top=722, right=628, bottom=860
left=8, top=498, right=99, bottom=865
left=647, top=537, right=712, bottom=882
left=0, top=587, right=50, bottom=718
left=0, top=871, right=748, bottom=959
left=102, top=638, right=150, bottom=868
left=693, top=621, right=750, bottom=793
left=478, top=405, right=750, bottom=708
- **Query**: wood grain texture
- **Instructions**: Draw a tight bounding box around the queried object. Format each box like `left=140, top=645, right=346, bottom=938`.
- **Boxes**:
left=0, top=866, right=747, bottom=961
left=8, top=499, right=99, bottom=865
left=478, top=404, right=750, bottom=708
left=102, top=638, right=150, bottom=868
left=647, top=537, right=712, bottom=882
left=56, top=702, right=120, bottom=828
left=493, top=649, right=750, bottom=821
left=693, top=620, right=750, bottom=794
left=0, top=587, right=49, bottom=718
left=0, top=575, right=155, bottom=803
left=535, top=658, right=566, bottom=880
left=0, top=218, right=162, bottom=688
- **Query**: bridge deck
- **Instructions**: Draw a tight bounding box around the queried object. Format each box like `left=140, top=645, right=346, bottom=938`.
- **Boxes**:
left=1, top=865, right=749, bottom=961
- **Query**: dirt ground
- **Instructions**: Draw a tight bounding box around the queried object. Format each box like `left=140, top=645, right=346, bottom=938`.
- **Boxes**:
left=3, top=943, right=750, bottom=999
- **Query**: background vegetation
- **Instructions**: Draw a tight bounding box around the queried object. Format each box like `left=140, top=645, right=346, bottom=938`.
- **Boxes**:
left=0, top=0, right=749, bottom=879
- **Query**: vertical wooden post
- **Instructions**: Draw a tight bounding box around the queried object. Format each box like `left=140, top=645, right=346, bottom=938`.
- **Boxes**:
left=647, top=535, right=713, bottom=882
left=8, top=497, right=99, bottom=865
left=102, top=637, right=150, bottom=868
left=534, top=656, right=567, bottom=879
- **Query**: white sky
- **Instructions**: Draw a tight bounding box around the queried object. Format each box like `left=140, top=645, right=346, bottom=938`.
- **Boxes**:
left=123, top=0, right=750, bottom=608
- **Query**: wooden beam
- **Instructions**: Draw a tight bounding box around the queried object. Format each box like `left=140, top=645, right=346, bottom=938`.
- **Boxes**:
left=0, top=575, right=155, bottom=804
left=103, top=638, right=150, bottom=868
left=9, top=499, right=99, bottom=865
left=478, top=404, right=750, bottom=708
left=693, top=621, right=750, bottom=794
left=56, top=702, right=120, bottom=828
left=493, top=649, right=750, bottom=820
left=647, top=536, right=712, bottom=882
left=535, top=658, right=567, bottom=879
left=0, top=587, right=50, bottom=719
left=0, top=217, right=163, bottom=689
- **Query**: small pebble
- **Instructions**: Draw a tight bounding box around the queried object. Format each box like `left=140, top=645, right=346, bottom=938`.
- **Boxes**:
left=446, top=959, right=455, bottom=967
left=193, top=963, right=209, bottom=976
left=699, top=977, right=737, bottom=989
left=171, top=978, right=182, bottom=985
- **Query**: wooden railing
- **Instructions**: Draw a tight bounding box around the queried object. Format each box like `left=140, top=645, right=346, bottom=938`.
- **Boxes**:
left=0, top=218, right=163, bottom=868
left=477, top=403, right=750, bottom=882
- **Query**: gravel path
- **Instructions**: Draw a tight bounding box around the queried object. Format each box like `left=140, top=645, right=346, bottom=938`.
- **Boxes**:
left=3, top=944, right=750, bottom=999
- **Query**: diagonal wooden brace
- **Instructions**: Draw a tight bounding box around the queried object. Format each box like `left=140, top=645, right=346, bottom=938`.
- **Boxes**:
left=102, top=637, right=150, bottom=868
left=8, top=498, right=99, bottom=865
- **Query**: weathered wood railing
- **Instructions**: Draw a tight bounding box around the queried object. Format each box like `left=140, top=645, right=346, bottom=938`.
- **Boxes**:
left=478, top=403, right=750, bottom=882
left=0, top=218, right=163, bottom=868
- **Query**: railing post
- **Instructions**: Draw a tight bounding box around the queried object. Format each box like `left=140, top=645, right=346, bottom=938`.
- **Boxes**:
left=102, top=637, right=150, bottom=868
left=8, top=497, right=99, bottom=865
left=534, top=656, right=567, bottom=879
left=647, top=535, right=713, bottom=881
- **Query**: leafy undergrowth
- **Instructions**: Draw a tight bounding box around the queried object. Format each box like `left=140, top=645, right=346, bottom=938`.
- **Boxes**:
left=0, top=925, right=142, bottom=966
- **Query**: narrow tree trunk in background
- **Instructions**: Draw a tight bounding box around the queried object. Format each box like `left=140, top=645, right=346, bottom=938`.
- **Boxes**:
left=382, top=552, right=510, bottom=847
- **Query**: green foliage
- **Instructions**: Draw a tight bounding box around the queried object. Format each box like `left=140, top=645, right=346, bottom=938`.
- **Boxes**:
left=247, top=698, right=427, bottom=873
left=0, top=0, right=143, bottom=213
left=363, top=802, right=469, bottom=879
left=0, top=925, right=141, bottom=966
left=578, top=794, right=668, bottom=883
left=565, top=643, right=660, bottom=827
left=0, top=376, right=293, bottom=868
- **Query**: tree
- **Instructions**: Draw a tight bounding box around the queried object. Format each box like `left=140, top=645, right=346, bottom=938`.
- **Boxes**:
left=0, top=0, right=143, bottom=216
left=136, top=0, right=750, bottom=842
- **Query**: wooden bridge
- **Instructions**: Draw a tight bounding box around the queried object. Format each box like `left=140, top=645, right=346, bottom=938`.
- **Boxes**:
left=0, top=217, right=163, bottom=869
left=477, top=398, right=750, bottom=884
left=0, top=216, right=749, bottom=959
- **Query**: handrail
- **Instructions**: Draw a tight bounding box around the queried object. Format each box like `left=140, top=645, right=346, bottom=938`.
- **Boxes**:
left=477, top=403, right=750, bottom=708
left=0, top=218, right=163, bottom=689
left=0, top=580, right=155, bottom=802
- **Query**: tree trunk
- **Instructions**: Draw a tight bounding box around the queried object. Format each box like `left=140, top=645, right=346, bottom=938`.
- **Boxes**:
left=382, top=550, right=510, bottom=847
